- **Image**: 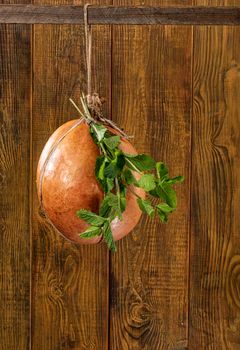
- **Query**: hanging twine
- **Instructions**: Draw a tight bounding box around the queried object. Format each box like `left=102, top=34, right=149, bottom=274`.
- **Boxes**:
left=84, top=3, right=92, bottom=98
left=83, top=4, right=132, bottom=139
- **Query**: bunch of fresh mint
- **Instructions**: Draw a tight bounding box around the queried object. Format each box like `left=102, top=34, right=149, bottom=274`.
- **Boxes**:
left=70, top=95, right=184, bottom=252
left=76, top=121, right=184, bottom=252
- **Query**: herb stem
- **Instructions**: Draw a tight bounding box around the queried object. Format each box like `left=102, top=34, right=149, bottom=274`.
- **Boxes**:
left=115, top=177, right=123, bottom=219
left=125, top=158, right=142, bottom=175
left=99, top=141, right=108, bottom=157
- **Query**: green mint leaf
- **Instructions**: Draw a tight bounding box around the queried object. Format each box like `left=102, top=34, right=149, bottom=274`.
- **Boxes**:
left=104, top=162, right=119, bottom=178
left=137, top=174, right=156, bottom=192
left=137, top=198, right=155, bottom=217
left=99, top=192, right=125, bottom=220
left=90, top=123, right=107, bottom=142
left=99, top=193, right=118, bottom=215
left=98, top=179, right=109, bottom=193
left=80, top=226, right=101, bottom=238
left=115, top=152, right=125, bottom=170
left=104, top=135, right=120, bottom=150
left=95, top=155, right=107, bottom=181
left=156, top=203, right=174, bottom=223
left=104, top=153, right=125, bottom=178
left=156, top=162, right=168, bottom=180
left=76, top=209, right=106, bottom=226
left=121, top=169, right=137, bottom=185
left=102, top=221, right=116, bottom=252
left=118, top=179, right=127, bottom=196
left=149, top=188, right=159, bottom=198
left=156, top=208, right=168, bottom=223
left=106, top=178, right=114, bottom=192
left=156, top=184, right=177, bottom=209
left=124, top=154, right=156, bottom=172
left=99, top=197, right=111, bottom=218
left=106, top=193, right=119, bottom=208
left=157, top=203, right=174, bottom=213
left=108, top=193, right=122, bottom=219
left=165, top=175, right=184, bottom=185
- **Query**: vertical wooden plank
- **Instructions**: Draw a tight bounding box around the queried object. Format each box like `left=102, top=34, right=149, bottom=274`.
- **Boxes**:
left=0, top=23, right=31, bottom=350
left=110, top=1, right=192, bottom=348
left=191, top=0, right=240, bottom=348
left=190, top=24, right=240, bottom=349
left=31, top=1, right=112, bottom=349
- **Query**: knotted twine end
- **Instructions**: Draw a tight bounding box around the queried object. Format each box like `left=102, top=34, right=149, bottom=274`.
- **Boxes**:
left=85, top=92, right=133, bottom=140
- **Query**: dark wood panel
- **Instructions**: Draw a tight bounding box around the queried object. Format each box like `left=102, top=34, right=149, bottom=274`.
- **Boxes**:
left=110, top=0, right=192, bottom=347
left=190, top=25, right=240, bottom=349
left=31, top=0, right=112, bottom=349
left=0, top=5, right=240, bottom=24
left=0, top=24, right=31, bottom=349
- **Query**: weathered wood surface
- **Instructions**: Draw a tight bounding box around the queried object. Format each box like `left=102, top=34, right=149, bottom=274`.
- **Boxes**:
left=190, top=24, right=240, bottom=349
left=109, top=0, right=192, bottom=348
left=189, top=1, right=240, bottom=349
left=0, top=5, right=240, bottom=24
left=0, top=22, right=31, bottom=350
left=31, top=0, right=111, bottom=349
left=1, top=0, right=240, bottom=348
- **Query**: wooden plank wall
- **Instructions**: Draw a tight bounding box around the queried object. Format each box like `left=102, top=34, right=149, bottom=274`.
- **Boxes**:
left=190, top=0, right=240, bottom=349
left=0, top=0, right=31, bottom=348
left=0, top=1, right=240, bottom=350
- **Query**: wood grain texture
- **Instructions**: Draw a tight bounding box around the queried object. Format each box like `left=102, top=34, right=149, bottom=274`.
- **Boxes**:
left=193, top=0, right=239, bottom=6
left=0, top=23, right=31, bottom=349
left=31, top=0, right=111, bottom=349
left=1, top=5, right=240, bottom=25
left=110, top=1, right=192, bottom=348
left=190, top=24, right=240, bottom=349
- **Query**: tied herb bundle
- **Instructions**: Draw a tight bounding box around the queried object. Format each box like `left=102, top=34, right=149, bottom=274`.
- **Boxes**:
left=71, top=94, right=184, bottom=252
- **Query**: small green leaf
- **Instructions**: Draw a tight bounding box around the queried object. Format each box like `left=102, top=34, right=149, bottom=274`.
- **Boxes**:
left=120, top=195, right=126, bottom=212
left=156, top=162, right=168, bottom=180
left=102, top=221, right=116, bottom=252
left=121, top=169, right=137, bottom=185
left=137, top=198, right=155, bottom=217
left=137, top=174, right=156, bottom=192
left=156, top=203, right=174, bottom=223
left=104, top=153, right=125, bottom=178
left=118, top=179, right=127, bottom=195
left=157, top=203, right=174, bottom=213
left=106, top=193, right=119, bottom=208
left=99, top=193, right=118, bottom=217
left=115, top=152, right=125, bottom=171
left=106, top=178, right=114, bottom=192
left=104, top=162, right=119, bottom=178
left=156, top=209, right=168, bottom=223
left=149, top=188, right=160, bottom=198
left=99, top=197, right=112, bottom=218
left=95, top=155, right=107, bottom=180
left=80, top=226, right=101, bottom=238
left=156, top=184, right=177, bottom=209
left=104, top=135, right=120, bottom=150
left=76, top=209, right=106, bottom=226
left=124, top=154, right=156, bottom=172
left=90, top=123, right=107, bottom=142
left=165, top=175, right=184, bottom=185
